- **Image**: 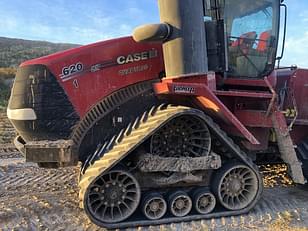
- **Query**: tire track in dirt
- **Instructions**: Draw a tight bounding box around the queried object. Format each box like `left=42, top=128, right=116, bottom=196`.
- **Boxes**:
left=0, top=164, right=78, bottom=196
left=0, top=111, right=16, bottom=145
left=0, top=157, right=92, bottom=231
left=0, top=156, right=308, bottom=230
left=0, top=111, right=20, bottom=161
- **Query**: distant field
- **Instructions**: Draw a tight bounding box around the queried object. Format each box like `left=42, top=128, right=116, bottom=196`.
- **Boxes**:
left=0, top=36, right=79, bottom=68
left=0, top=37, right=79, bottom=108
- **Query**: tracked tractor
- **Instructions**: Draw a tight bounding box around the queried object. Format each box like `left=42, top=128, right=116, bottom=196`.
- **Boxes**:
left=7, top=0, right=308, bottom=228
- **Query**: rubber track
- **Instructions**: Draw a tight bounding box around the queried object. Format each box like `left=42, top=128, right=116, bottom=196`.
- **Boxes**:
left=79, top=105, right=191, bottom=198
left=296, top=138, right=308, bottom=179
left=79, top=105, right=263, bottom=229
left=1, top=160, right=307, bottom=230
left=71, top=80, right=154, bottom=147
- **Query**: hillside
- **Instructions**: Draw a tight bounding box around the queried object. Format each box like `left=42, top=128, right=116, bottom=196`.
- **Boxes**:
left=0, top=37, right=79, bottom=68
left=0, top=37, right=79, bottom=107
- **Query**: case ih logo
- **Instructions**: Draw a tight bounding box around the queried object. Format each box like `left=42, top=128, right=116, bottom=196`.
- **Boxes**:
left=116, top=49, right=158, bottom=65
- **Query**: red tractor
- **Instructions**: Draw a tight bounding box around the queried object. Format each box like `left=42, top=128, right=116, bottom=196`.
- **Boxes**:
left=7, top=0, right=308, bottom=228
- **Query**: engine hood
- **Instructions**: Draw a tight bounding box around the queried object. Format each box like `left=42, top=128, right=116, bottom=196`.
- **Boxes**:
left=18, top=36, right=164, bottom=117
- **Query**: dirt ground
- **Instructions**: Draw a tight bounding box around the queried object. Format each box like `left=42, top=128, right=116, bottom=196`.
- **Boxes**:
left=1, top=112, right=308, bottom=231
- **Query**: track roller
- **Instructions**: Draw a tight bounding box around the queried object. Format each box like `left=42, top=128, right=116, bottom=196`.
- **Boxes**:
left=169, top=191, right=192, bottom=217
left=84, top=169, right=141, bottom=223
left=212, top=161, right=259, bottom=210
left=142, top=193, right=167, bottom=220
left=79, top=105, right=263, bottom=228
left=193, top=188, right=216, bottom=214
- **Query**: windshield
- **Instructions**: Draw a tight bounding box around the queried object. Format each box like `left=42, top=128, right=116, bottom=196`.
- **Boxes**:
left=223, top=0, right=280, bottom=78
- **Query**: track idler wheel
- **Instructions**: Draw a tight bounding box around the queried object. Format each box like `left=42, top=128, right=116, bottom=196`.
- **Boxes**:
left=142, top=193, right=167, bottom=220
left=169, top=191, right=192, bottom=217
left=193, top=188, right=216, bottom=214
left=84, top=169, right=141, bottom=223
left=151, top=115, right=211, bottom=157
left=212, top=162, right=259, bottom=211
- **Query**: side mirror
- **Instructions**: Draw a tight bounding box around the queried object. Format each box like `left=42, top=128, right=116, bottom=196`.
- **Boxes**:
left=132, top=23, right=171, bottom=43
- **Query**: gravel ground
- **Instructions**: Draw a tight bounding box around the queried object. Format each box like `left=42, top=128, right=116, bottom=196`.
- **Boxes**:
left=1, top=111, right=308, bottom=231
left=1, top=153, right=308, bottom=231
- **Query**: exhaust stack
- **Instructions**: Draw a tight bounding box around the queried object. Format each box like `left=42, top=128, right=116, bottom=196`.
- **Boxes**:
left=133, top=0, right=208, bottom=78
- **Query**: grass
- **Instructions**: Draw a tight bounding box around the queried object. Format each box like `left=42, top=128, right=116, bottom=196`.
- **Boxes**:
left=0, top=67, right=15, bottom=109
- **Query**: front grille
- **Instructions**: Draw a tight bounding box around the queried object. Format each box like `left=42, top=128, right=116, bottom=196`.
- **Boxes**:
left=8, top=64, right=80, bottom=141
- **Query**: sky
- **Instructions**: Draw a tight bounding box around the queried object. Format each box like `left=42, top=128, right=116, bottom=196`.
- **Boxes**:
left=0, top=0, right=307, bottom=67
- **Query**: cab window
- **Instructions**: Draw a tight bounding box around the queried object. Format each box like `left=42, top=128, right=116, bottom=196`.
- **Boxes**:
left=224, top=0, right=279, bottom=77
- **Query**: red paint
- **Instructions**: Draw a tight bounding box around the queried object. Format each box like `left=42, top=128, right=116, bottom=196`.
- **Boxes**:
left=234, top=110, right=272, bottom=128
left=241, top=128, right=270, bottom=151
left=21, top=37, right=164, bottom=118
left=154, top=75, right=260, bottom=145
left=153, top=69, right=308, bottom=147
left=19, top=35, right=308, bottom=150
left=223, top=73, right=277, bottom=88
left=291, top=126, right=308, bottom=144
left=214, top=90, right=272, bottom=99
left=289, top=69, right=308, bottom=122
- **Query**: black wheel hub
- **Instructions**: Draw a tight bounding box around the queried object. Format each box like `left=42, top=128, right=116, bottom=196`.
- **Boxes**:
left=104, top=183, right=125, bottom=203
left=169, top=191, right=192, bottom=217
left=142, top=193, right=167, bottom=220
left=151, top=115, right=211, bottom=157
left=86, top=170, right=141, bottom=223
left=193, top=188, right=216, bottom=214
left=215, top=164, right=258, bottom=211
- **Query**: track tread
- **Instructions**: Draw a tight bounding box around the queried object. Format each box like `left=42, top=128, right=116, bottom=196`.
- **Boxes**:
left=78, top=105, right=263, bottom=229
left=71, top=80, right=155, bottom=148
left=297, top=139, right=308, bottom=178
left=79, top=105, right=191, bottom=195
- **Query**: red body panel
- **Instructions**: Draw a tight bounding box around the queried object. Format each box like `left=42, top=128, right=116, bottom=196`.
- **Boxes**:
left=275, top=68, right=308, bottom=143
left=19, top=35, right=308, bottom=149
left=22, top=37, right=164, bottom=117
left=287, top=69, right=308, bottom=123
left=154, top=75, right=260, bottom=144
left=154, top=69, right=308, bottom=149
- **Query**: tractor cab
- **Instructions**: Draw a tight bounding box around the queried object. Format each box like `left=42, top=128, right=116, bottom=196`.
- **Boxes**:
left=217, top=0, right=280, bottom=77
left=133, top=0, right=282, bottom=79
